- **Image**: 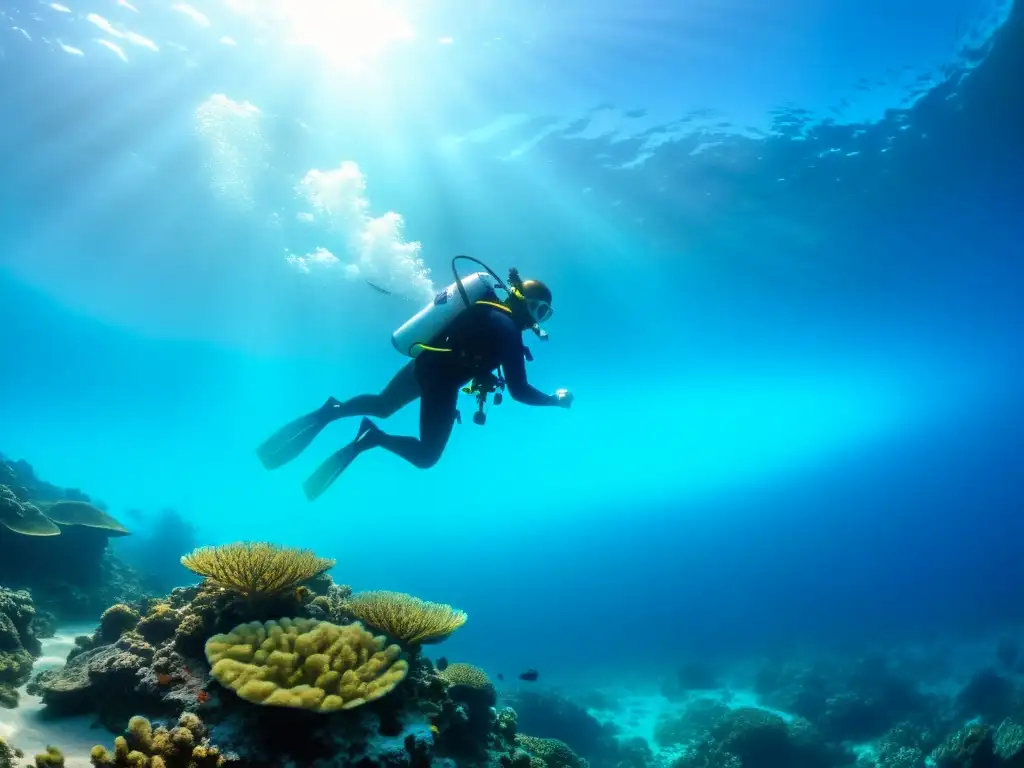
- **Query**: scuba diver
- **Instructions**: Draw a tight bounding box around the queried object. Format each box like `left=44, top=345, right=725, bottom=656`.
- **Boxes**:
left=256, top=256, right=574, bottom=501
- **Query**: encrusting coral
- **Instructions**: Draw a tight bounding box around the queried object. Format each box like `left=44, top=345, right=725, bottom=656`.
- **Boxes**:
left=1, top=587, right=42, bottom=708
left=98, top=604, right=142, bottom=643
left=33, top=745, right=65, bottom=767
left=90, top=712, right=224, bottom=767
left=180, top=543, right=335, bottom=599
left=515, top=735, right=588, bottom=768
left=440, top=663, right=492, bottom=690
left=0, top=736, right=24, bottom=768
left=205, top=617, right=408, bottom=712
left=344, top=590, right=468, bottom=645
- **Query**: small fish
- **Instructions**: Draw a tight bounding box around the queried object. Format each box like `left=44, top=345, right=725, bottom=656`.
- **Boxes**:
left=182, top=666, right=191, bottom=675
left=497, top=673, right=504, bottom=681
left=518, top=669, right=539, bottom=682
left=156, top=673, right=172, bottom=686
left=366, top=280, right=392, bottom=296
left=197, top=691, right=211, bottom=704
left=436, top=656, right=448, bottom=671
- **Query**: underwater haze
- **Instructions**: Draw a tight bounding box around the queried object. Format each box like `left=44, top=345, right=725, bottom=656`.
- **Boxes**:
left=1, top=0, right=1023, bottom=686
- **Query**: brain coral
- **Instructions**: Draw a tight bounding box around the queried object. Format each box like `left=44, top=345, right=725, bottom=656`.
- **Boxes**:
left=205, top=617, right=408, bottom=713
left=440, top=663, right=491, bottom=690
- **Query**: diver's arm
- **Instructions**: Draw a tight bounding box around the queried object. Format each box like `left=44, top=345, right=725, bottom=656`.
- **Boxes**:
left=502, top=345, right=559, bottom=406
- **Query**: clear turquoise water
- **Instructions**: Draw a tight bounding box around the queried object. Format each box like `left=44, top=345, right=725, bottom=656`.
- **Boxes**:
left=0, top=0, right=1021, bottom=683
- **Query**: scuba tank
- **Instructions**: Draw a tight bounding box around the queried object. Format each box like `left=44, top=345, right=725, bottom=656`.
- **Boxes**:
left=391, top=270, right=502, bottom=357
left=391, top=255, right=547, bottom=357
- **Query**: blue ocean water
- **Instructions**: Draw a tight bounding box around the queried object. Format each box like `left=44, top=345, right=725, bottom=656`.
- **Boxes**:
left=0, top=0, right=1022, bottom=701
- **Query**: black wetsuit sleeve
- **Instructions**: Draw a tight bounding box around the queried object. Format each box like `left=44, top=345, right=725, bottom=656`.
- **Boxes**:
left=497, top=316, right=558, bottom=407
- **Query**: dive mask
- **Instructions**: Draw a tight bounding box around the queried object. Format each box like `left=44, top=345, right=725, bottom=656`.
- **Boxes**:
left=526, top=298, right=553, bottom=325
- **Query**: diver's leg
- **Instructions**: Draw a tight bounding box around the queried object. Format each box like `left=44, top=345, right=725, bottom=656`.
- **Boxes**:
left=334, top=361, right=421, bottom=419
left=302, top=386, right=456, bottom=499
left=258, top=363, right=419, bottom=471
left=360, top=384, right=459, bottom=469
left=256, top=396, right=347, bottom=470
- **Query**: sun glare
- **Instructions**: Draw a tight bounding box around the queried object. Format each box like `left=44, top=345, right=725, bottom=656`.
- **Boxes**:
left=233, top=0, right=415, bottom=69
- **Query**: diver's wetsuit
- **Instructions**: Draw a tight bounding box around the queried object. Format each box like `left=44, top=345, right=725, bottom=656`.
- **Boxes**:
left=340, top=302, right=557, bottom=469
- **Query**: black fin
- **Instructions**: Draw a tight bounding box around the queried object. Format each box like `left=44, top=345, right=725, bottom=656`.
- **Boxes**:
left=256, top=397, right=341, bottom=470
left=301, top=418, right=375, bottom=502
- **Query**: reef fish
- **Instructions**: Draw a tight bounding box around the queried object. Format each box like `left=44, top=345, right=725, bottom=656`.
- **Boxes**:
left=436, top=656, right=448, bottom=671
left=518, top=669, right=539, bottom=682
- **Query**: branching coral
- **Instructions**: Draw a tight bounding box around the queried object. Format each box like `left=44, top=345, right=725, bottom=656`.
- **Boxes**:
left=90, top=713, right=223, bottom=767
left=205, top=617, right=408, bottom=712
left=180, top=543, right=334, bottom=599
left=344, top=590, right=467, bottom=645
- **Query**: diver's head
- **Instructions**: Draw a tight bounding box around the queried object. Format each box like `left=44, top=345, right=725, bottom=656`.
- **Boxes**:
left=506, top=276, right=554, bottom=330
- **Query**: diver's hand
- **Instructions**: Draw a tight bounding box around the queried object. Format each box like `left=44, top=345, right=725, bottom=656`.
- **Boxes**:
left=554, top=389, right=574, bottom=409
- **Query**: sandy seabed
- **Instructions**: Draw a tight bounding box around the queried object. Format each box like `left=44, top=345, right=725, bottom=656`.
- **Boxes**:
left=0, top=625, right=101, bottom=768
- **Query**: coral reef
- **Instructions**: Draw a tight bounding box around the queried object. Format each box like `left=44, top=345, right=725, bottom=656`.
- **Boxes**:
left=654, top=698, right=731, bottom=749
left=1, top=455, right=150, bottom=622
left=753, top=652, right=935, bottom=742
left=0, top=737, right=24, bottom=768
left=954, top=669, right=1020, bottom=724
left=1, top=587, right=43, bottom=708
left=180, top=543, right=335, bottom=600
left=344, top=591, right=468, bottom=646
left=98, top=605, right=143, bottom=644
left=33, top=746, right=65, bottom=767
left=668, top=706, right=853, bottom=768
left=22, top=546, right=520, bottom=767
left=504, top=689, right=625, bottom=765
left=90, top=713, right=224, bottom=767
left=204, top=618, right=409, bottom=712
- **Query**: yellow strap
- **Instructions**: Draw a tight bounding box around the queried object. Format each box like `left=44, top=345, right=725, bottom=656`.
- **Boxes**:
left=475, top=300, right=512, bottom=313
left=413, top=343, right=453, bottom=353
left=412, top=301, right=510, bottom=354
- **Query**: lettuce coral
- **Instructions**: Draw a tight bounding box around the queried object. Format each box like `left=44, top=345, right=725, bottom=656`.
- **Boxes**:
left=344, top=590, right=467, bottom=645
left=205, top=617, right=408, bottom=712
left=180, top=542, right=335, bottom=599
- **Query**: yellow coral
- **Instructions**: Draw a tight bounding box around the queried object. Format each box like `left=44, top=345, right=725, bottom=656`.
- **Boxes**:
left=516, top=735, right=587, bottom=768
left=439, top=662, right=491, bottom=689
left=344, top=590, right=467, bottom=645
left=90, top=713, right=222, bottom=767
left=33, top=745, right=64, bottom=767
left=205, top=617, right=408, bottom=713
left=180, top=542, right=335, bottom=599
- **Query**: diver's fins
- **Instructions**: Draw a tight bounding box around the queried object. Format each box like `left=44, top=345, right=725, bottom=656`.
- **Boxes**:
left=256, top=397, right=343, bottom=471
left=302, top=418, right=377, bottom=502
